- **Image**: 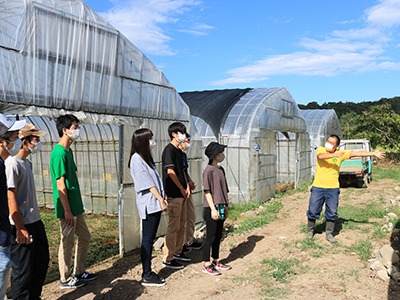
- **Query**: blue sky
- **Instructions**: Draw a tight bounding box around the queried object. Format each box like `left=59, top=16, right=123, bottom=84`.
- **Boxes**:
left=83, top=0, right=400, bottom=105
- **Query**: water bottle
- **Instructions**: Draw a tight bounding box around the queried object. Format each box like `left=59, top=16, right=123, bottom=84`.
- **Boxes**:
left=62, top=217, right=76, bottom=237
left=216, top=204, right=225, bottom=220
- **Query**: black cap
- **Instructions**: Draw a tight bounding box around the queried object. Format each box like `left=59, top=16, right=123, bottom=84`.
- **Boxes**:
left=205, top=142, right=227, bottom=161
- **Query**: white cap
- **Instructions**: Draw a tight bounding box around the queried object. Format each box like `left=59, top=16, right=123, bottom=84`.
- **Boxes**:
left=0, top=114, right=27, bottom=136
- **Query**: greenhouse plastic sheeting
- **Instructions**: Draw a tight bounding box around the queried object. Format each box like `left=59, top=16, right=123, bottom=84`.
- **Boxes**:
left=0, top=0, right=189, bottom=122
left=301, top=109, right=343, bottom=176
left=0, top=0, right=200, bottom=255
left=182, top=87, right=312, bottom=203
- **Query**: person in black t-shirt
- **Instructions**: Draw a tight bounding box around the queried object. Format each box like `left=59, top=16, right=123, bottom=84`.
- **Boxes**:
left=161, top=122, right=190, bottom=269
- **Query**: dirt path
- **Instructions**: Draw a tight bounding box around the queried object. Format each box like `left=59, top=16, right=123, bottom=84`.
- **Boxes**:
left=41, top=179, right=399, bottom=300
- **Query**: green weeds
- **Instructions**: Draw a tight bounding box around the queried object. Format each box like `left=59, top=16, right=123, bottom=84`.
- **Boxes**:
left=229, top=200, right=283, bottom=234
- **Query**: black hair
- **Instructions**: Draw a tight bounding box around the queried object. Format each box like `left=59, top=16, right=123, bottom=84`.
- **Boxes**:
left=56, top=114, right=79, bottom=138
left=21, top=135, right=37, bottom=144
left=128, top=128, right=155, bottom=168
left=0, top=131, right=15, bottom=142
left=329, top=134, right=341, bottom=146
left=168, top=122, right=186, bottom=140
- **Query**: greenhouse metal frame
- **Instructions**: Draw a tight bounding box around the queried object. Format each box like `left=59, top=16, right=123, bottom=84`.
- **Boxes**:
left=0, top=0, right=204, bottom=255
left=301, top=109, right=343, bottom=176
left=181, top=87, right=312, bottom=203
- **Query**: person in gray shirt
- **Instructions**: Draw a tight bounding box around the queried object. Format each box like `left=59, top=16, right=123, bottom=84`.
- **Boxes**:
left=129, top=128, right=168, bottom=287
left=6, top=123, right=49, bottom=299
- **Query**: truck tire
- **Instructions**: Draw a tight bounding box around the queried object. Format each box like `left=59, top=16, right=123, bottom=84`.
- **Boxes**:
left=361, top=173, right=368, bottom=188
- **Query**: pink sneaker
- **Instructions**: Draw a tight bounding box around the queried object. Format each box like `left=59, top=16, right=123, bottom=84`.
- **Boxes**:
left=202, top=264, right=221, bottom=276
left=213, top=261, right=232, bottom=270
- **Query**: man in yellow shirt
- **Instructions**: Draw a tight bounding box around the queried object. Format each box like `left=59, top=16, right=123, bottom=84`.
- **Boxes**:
left=306, top=134, right=385, bottom=243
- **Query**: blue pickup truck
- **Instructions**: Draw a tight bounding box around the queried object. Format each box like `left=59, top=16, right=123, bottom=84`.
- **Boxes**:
left=338, top=139, right=373, bottom=188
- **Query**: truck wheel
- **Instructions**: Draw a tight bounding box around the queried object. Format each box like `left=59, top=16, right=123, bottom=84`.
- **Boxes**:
left=361, top=173, right=368, bottom=188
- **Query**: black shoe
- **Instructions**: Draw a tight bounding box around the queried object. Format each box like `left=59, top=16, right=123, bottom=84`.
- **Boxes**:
left=60, top=276, right=86, bottom=289
left=173, top=252, right=191, bottom=262
left=162, top=259, right=184, bottom=269
left=75, top=271, right=98, bottom=281
left=142, top=272, right=166, bottom=287
left=187, top=241, right=203, bottom=250
left=182, top=245, right=190, bottom=254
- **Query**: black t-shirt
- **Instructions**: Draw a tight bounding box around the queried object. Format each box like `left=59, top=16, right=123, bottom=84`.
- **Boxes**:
left=0, top=157, right=11, bottom=246
left=162, top=143, right=186, bottom=198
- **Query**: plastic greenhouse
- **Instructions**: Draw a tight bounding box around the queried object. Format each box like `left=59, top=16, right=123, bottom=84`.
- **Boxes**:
left=180, top=88, right=312, bottom=203
left=0, top=0, right=204, bottom=255
left=301, top=109, right=343, bottom=176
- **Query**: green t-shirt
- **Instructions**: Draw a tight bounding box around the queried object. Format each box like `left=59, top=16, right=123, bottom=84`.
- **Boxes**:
left=50, top=144, right=84, bottom=218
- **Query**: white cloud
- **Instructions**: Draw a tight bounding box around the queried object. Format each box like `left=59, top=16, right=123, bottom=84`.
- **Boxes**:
left=213, top=0, right=400, bottom=86
left=179, top=23, right=215, bottom=36
left=299, top=37, right=378, bottom=53
left=101, top=0, right=204, bottom=55
left=366, top=0, right=400, bottom=27
left=332, top=28, right=386, bottom=41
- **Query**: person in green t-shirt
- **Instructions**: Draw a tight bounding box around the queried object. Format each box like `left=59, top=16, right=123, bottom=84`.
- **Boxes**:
left=50, top=114, right=97, bottom=289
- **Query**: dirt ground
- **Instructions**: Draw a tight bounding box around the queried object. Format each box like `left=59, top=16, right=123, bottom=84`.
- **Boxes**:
left=41, top=179, right=400, bottom=300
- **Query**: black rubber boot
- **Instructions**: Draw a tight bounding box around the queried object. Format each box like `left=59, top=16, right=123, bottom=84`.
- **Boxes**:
left=305, top=219, right=315, bottom=239
left=325, top=220, right=337, bottom=243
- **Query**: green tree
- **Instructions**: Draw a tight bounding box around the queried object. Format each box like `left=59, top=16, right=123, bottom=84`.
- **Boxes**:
left=356, top=103, right=400, bottom=151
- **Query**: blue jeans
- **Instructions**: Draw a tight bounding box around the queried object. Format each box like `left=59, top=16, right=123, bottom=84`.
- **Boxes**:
left=141, top=211, right=161, bottom=278
left=0, top=245, right=11, bottom=300
left=306, top=187, right=340, bottom=221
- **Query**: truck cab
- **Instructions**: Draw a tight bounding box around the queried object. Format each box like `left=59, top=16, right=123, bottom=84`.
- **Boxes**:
left=338, top=139, right=372, bottom=188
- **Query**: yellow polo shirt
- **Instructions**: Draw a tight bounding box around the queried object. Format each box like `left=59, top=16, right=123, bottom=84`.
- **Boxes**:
left=312, top=147, right=350, bottom=189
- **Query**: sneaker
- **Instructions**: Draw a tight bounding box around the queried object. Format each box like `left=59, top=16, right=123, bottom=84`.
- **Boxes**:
left=202, top=264, right=221, bottom=276
left=187, top=241, right=203, bottom=250
left=60, top=276, right=86, bottom=289
left=162, top=259, right=184, bottom=269
left=75, top=271, right=98, bottom=281
left=182, top=245, right=190, bottom=254
left=213, top=261, right=232, bottom=270
left=141, top=272, right=166, bottom=287
left=173, top=252, right=191, bottom=262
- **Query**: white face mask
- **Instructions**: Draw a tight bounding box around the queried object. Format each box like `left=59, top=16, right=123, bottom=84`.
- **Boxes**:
left=325, top=142, right=334, bottom=151
left=66, top=128, right=81, bottom=141
left=29, top=141, right=42, bottom=154
left=215, top=153, right=225, bottom=162
left=7, top=138, right=22, bottom=156
left=149, top=138, right=156, bottom=150
left=183, top=142, right=191, bottom=151
left=175, top=133, right=186, bottom=143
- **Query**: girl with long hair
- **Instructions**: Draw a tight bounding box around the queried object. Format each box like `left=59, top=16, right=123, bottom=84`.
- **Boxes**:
left=129, top=128, right=168, bottom=286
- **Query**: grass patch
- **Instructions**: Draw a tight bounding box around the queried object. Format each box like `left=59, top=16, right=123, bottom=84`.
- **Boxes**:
left=260, top=258, right=299, bottom=283
left=275, top=180, right=313, bottom=199
left=349, top=239, right=372, bottom=261
left=41, top=208, right=119, bottom=283
left=229, top=200, right=283, bottom=234
left=261, top=287, right=292, bottom=299
left=257, top=258, right=307, bottom=299
left=228, top=202, right=261, bottom=221
left=373, top=165, right=400, bottom=182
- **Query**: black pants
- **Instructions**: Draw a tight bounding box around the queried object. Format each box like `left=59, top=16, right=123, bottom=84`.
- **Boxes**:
left=141, top=211, right=161, bottom=277
left=10, top=220, right=49, bottom=300
left=202, top=207, right=225, bottom=262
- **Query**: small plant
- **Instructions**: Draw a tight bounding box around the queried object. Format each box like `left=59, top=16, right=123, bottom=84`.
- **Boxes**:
left=349, top=239, right=372, bottom=261
left=372, top=223, right=387, bottom=239
left=340, top=282, right=347, bottom=292
left=260, top=287, right=292, bottom=299
left=229, top=200, right=283, bottom=234
left=260, top=258, right=299, bottom=283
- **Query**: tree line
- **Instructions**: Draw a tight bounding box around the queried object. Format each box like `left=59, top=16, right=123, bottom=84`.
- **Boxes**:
left=299, top=96, right=400, bottom=152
